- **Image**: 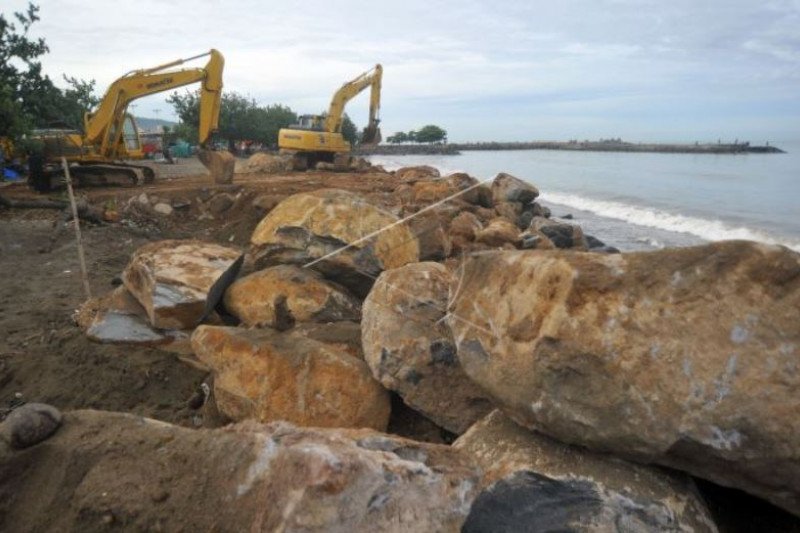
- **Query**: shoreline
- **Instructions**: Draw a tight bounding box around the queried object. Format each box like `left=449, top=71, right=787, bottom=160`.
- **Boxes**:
left=357, top=140, right=785, bottom=156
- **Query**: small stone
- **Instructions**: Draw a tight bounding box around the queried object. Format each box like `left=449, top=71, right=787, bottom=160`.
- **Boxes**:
left=207, top=193, right=235, bottom=214
left=153, top=203, right=173, bottom=216
left=0, top=403, right=63, bottom=449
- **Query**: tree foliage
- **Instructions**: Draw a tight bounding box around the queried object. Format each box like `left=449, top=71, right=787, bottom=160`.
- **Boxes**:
left=168, top=90, right=296, bottom=146
left=0, top=3, right=99, bottom=139
left=387, top=125, right=447, bottom=144
left=341, top=113, right=358, bottom=145
left=415, top=124, right=447, bottom=143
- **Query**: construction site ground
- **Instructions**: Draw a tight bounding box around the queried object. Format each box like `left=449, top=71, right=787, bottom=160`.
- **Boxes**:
left=0, top=156, right=400, bottom=427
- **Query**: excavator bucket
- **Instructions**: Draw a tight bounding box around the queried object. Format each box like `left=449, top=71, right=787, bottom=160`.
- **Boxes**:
left=361, top=124, right=382, bottom=146
left=198, top=149, right=235, bottom=184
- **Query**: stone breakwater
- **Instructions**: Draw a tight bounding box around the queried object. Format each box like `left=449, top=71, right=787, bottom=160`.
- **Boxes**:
left=357, top=140, right=785, bottom=155
left=2, top=163, right=798, bottom=531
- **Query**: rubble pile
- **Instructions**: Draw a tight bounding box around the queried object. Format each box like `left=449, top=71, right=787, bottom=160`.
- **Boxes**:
left=3, top=165, right=798, bottom=531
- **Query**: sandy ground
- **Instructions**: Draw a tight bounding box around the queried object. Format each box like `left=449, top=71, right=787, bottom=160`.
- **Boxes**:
left=0, top=157, right=398, bottom=427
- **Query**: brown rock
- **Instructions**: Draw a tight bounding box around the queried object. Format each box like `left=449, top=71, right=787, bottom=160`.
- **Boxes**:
left=251, top=193, right=287, bottom=213
left=490, top=172, right=538, bottom=205
left=223, top=265, right=360, bottom=328
left=494, top=201, right=523, bottom=225
left=393, top=183, right=414, bottom=205
left=456, top=411, right=717, bottom=532
left=292, top=321, right=364, bottom=360
left=122, top=240, right=241, bottom=330
left=530, top=202, right=551, bottom=218
left=0, top=410, right=479, bottom=532
left=449, top=211, right=483, bottom=241
left=529, top=216, right=588, bottom=249
left=250, top=189, right=419, bottom=296
left=237, top=152, right=292, bottom=174
left=395, top=165, right=440, bottom=182
left=475, top=185, right=494, bottom=208
left=0, top=403, right=62, bottom=449
left=405, top=211, right=452, bottom=261
left=207, top=192, right=235, bottom=214
left=474, top=218, right=521, bottom=247
left=412, top=180, right=455, bottom=203
left=362, top=262, right=493, bottom=434
left=519, top=231, right=556, bottom=250
left=448, top=242, right=800, bottom=516
left=473, top=206, right=496, bottom=224
left=192, top=325, right=391, bottom=430
left=444, top=172, right=482, bottom=205
left=79, top=286, right=185, bottom=347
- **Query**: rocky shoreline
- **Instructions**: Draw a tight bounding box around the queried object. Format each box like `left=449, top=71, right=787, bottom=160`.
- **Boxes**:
left=1, top=162, right=798, bottom=531
left=357, top=140, right=785, bottom=156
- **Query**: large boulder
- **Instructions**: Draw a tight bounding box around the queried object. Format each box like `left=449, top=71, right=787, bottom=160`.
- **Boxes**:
left=474, top=218, right=521, bottom=248
left=405, top=211, right=452, bottom=261
left=77, top=286, right=190, bottom=351
left=0, top=410, right=480, bottom=532
left=447, top=242, right=800, bottom=516
left=444, top=172, right=482, bottom=205
left=223, top=265, right=361, bottom=328
left=191, top=325, right=391, bottom=430
left=529, top=216, right=588, bottom=250
left=395, top=165, right=440, bottom=182
left=456, top=410, right=718, bottom=532
left=449, top=211, right=483, bottom=242
left=362, top=262, right=493, bottom=434
left=412, top=180, right=455, bottom=204
left=490, top=173, right=538, bottom=205
left=250, top=189, right=419, bottom=296
left=122, top=240, right=241, bottom=330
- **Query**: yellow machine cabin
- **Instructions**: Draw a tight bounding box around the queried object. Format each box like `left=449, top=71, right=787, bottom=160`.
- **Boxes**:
left=31, top=49, right=228, bottom=190
left=279, top=64, right=382, bottom=167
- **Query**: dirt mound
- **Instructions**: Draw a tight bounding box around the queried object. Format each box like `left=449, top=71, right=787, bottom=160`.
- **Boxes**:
left=236, top=152, right=293, bottom=174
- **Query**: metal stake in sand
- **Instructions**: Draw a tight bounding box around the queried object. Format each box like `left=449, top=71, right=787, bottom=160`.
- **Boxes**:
left=61, top=157, right=92, bottom=299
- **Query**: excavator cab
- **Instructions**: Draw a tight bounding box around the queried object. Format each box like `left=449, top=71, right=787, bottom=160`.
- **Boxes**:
left=121, top=115, right=143, bottom=156
left=292, top=115, right=326, bottom=131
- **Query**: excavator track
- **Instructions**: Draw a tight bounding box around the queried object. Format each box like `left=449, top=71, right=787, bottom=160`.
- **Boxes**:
left=67, top=163, right=153, bottom=188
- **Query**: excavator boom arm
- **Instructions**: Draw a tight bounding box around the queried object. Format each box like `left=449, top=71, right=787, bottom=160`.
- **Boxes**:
left=324, top=64, right=382, bottom=134
left=84, top=49, right=224, bottom=155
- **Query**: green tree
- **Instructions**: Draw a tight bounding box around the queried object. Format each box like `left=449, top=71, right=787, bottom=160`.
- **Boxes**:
left=167, top=90, right=296, bottom=146
left=0, top=3, right=48, bottom=137
left=1, top=3, right=98, bottom=137
left=341, top=113, right=358, bottom=145
left=415, top=124, right=447, bottom=144
left=387, top=131, right=408, bottom=144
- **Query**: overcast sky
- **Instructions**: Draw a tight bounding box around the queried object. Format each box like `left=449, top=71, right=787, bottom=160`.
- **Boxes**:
left=7, top=0, right=800, bottom=142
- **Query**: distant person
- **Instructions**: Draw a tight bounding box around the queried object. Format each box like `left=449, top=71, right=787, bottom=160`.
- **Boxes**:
left=0, top=142, right=5, bottom=182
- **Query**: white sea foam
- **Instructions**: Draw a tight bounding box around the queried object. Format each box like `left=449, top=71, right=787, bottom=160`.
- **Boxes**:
left=543, top=191, right=800, bottom=252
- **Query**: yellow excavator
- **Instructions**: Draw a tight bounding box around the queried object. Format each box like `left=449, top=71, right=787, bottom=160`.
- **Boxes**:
left=31, top=49, right=232, bottom=191
left=278, top=64, right=382, bottom=168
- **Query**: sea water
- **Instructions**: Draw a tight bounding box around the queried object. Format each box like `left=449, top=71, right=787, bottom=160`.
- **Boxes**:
left=368, top=142, right=800, bottom=252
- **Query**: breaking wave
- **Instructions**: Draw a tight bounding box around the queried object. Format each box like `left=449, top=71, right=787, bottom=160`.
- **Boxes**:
left=543, top=191, right=800, bottom=252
